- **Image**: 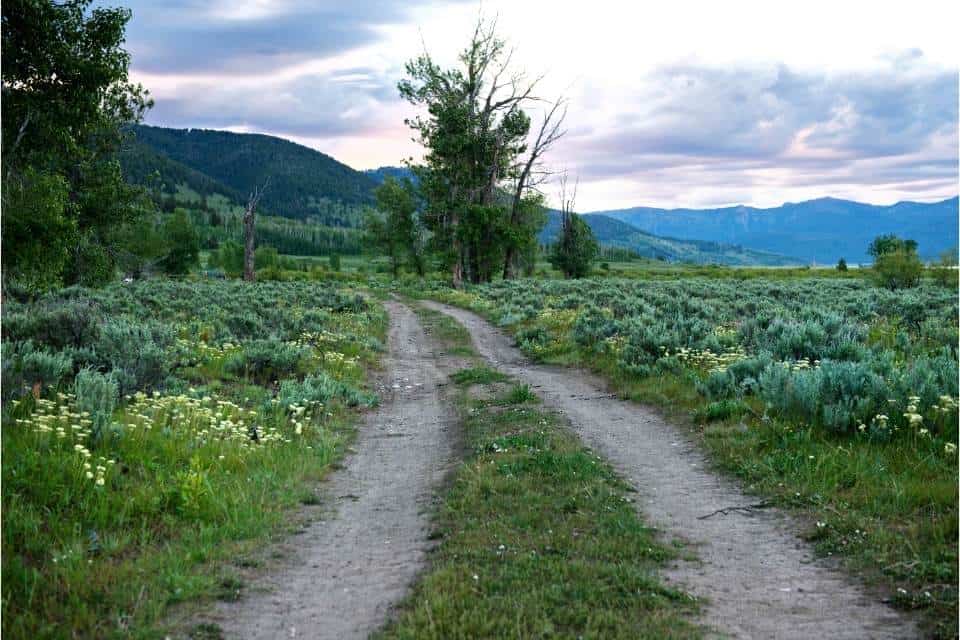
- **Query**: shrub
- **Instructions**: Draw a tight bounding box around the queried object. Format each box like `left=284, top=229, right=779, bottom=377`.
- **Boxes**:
left=94, top=318, right=173, bottom=396
left=225, top=338, right=309, bottom=384
left=504, top=383, right=537, bottom=404
left=693, top=399, right=750, bottom=423
left=74, top=368, right=118, bottom=444
left=160, top=209, right=200, bottom=276
left=277, top=372, right=376, bottom=409
left=1, top=300, right=101, bottom=350
left=874, top=249, right=923, bottom=290
left=1, top=341, right=73, bottom=400
left=930, top=249, right=958, bottom=288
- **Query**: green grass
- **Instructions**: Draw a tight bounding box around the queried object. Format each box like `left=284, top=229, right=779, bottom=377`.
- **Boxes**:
left=411, top=304, right=477, bottom=357
left=422, top=281, right=958, bottom=639
left=1, top=281, right=387, bottom=639
left=375, top=369, right=701, bottom=639
left=562, top=356, right=957, bottom=638
left=451, top=367, right=509, bottom=386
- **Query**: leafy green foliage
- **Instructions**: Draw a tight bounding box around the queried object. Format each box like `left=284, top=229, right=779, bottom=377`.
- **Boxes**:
left=930, top=249, right=958, bottom=288
left=399, top=20, right=550, bottom=286
left=2, top=0, right=153, bottom=289
left=550, top=212, right=599, bottom=278
left=874, top=249, right=923, bottom=290
left=0, top=168, right=75, bottom=292
left=160, top=209, right=201, bottom=275
left=127, top=124, right=377, bottom=222
left=1, top=280, right=386, bottom=637
left=868, top=234, right=918, bottom=260
left=368, top=177, right=425, bottom=277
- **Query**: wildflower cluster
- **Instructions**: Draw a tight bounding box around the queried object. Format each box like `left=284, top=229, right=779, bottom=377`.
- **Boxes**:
left=663, top=345, right=748, bottom=374
left=777, top=356, right=821, bottom=372
left=125, top=391, right=293, bottom=449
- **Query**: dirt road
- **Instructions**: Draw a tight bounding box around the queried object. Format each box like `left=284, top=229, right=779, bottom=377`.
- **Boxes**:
left=424, top=300, right=916, bottom=639
left=205, top=301, right=459, bottom=640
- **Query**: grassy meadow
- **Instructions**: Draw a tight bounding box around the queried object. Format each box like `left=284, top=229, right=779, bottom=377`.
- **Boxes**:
left=1, top=280, right=386, bottom=638
left=405, top=271, right=959, bottom=637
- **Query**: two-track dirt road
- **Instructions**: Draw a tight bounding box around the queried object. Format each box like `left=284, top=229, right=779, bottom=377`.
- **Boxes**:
left=424, top=300, right=916, bottom=640
left=197, top=299, right=916, bottom=640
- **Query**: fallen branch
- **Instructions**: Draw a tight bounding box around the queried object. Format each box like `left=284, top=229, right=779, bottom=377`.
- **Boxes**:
left=697, top=501, right=772, bottom=520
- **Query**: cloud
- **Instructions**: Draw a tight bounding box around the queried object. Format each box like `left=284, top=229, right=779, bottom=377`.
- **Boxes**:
left=555, top=56, right=957, bottom=207
left=145, top=66, right=405, bottom=140
left=124, top=1, right=452, bottom=75
left=120, top=0, right=957, bottom=208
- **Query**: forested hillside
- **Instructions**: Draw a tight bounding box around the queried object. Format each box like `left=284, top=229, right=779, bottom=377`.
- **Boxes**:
left=128, top=124, right=378, bottom=226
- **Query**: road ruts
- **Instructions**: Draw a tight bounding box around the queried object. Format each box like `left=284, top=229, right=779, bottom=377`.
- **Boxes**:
left=424, top=300, right=916, bottom=640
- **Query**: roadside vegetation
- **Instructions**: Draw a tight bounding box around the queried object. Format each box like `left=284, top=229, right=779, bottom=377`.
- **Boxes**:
left=377, top=307, right=701, bottom=639
left=411, top=275, right=959, bottom=637
left=1, top=280, right=385, bottom=638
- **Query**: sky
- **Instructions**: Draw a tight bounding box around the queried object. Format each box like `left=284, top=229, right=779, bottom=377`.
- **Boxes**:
left=123, top=0, right=960, bottom=211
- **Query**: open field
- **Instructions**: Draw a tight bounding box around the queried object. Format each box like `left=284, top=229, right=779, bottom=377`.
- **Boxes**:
left=1, top=281, right=385, bottom=638
left=409, top=276, right=959, bottom=637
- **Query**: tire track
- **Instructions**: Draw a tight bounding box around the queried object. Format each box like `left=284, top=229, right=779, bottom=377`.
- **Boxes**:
left=201, top=301, right=458, bottom=640
left=424, top=300, right=916, bottom=640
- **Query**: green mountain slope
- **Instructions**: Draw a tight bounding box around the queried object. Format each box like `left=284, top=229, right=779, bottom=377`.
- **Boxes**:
left=127, top=124, right=378, bottom=226
left=540, top=211, right=798, bottom=265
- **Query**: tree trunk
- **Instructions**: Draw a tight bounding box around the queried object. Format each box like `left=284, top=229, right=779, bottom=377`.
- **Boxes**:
left=243, top=208, right=255, bottom=282
left=451, top=210, right=463, bottom=288
left=502, top=246, right=516, bottom=280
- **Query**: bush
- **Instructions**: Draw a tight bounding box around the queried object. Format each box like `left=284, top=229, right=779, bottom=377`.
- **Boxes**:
left=160, top=209, right=200, bottom=276
left=1, top=300, right=101, bottom=350
left=277, top=372, right=376, bottom=409
left=930, top=249, right=958, bottom=288
left=94, top=318, right=173, bottom=396
left=1, top=341, right=73, bottom=400
left=74, top=368, right=118, bottom=443
left=225, top=338, right=309, bottom=384
left=874, top=249, right=923, bottom=289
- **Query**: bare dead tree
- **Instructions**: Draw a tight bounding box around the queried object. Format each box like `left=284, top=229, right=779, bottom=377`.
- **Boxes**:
left=502, top=97, right=568, bottom=279
left=243, top=178, right=270, bottom=282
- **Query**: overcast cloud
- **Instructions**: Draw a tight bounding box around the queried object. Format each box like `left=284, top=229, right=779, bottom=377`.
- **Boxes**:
left=124, top=0, right=959, bottom=210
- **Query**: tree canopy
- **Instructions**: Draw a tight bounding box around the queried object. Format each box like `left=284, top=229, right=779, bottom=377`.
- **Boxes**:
left=398, top=18, right=564, bottom=287
left=2, top=0, right=152, bottom=291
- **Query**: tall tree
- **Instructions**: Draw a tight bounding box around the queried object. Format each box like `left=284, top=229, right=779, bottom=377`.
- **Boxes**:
left=550, top=176, right=598, bottom=279
left=2, top=0, right=152, bottom=289
left=502, top=98, right=566, bottom=279
left=399, top=18, right=561, bottom=287
left=368, top=177, right=424, bottom=278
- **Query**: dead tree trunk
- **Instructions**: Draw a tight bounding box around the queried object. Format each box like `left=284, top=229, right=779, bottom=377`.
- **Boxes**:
left=243, top=179, right=269, bottom=282
left=502, top=99, right=566, bottom=279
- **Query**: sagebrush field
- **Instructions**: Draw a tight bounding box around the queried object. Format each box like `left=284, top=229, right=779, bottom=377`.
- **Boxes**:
left=1, top=280, right=385, bottom=637
left=417, top=275, right=959, bottom=635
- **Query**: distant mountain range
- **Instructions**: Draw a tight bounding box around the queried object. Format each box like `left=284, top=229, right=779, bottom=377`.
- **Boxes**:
left=540, top=211, right=797, bottom=265
left=122, top=125, right=957, bottom=265
left=593, top=197, right=958, bottom=264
